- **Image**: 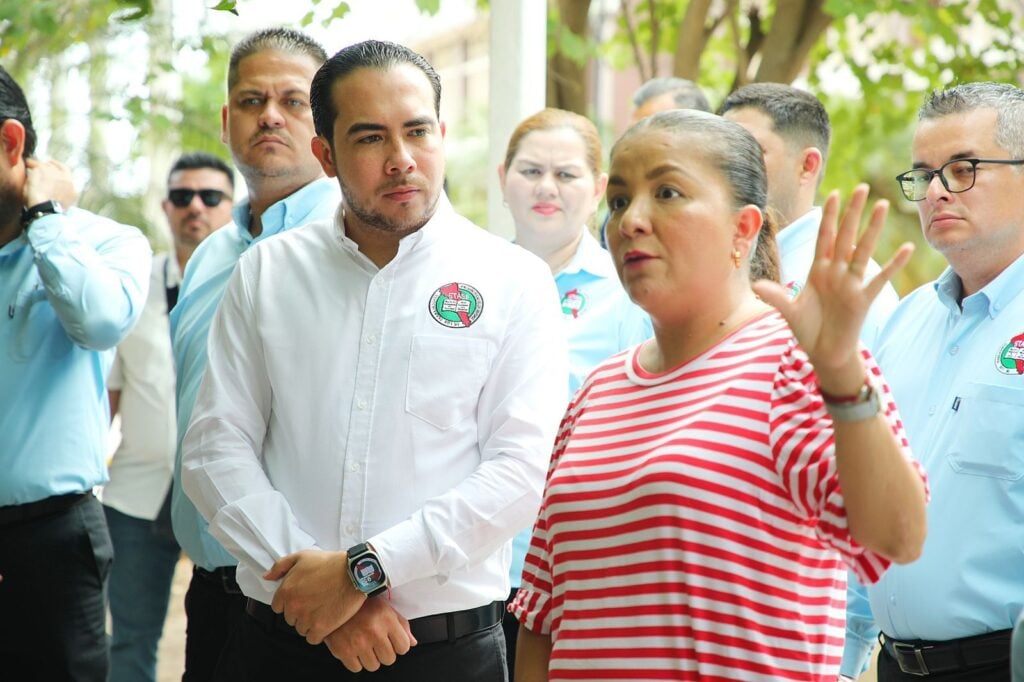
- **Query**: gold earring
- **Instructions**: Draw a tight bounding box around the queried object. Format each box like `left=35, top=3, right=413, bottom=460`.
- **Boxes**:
left=731, top=249, right=742, bottom=268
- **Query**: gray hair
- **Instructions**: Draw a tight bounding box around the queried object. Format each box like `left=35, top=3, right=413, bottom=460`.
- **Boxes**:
left=919, top=82, right=1024, bottom=159
left=632, top=77, right=711, bottom=113
left=227, top=28, right=328, bottom=93
left=612, top=110, right=779, bottom=282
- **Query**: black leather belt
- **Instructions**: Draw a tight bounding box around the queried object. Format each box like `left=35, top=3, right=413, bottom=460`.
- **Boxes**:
left=193, top=565, right=243, bottom=595
left=880, top=629, right=1011, bottom=676
left=0, top=492, right=89, bottom=527
left=245, top=598, right=504, bottom=645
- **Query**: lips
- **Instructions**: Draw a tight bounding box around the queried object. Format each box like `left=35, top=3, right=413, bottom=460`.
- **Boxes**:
left=383, top=186, right=419, bottom=202
left=929, top=212, right=963, bottom=229
left=532, top=203, right=560, bottom=216
left=622, top=249, right=656, bottom=266
left=252, top=134, right=288, bottom=148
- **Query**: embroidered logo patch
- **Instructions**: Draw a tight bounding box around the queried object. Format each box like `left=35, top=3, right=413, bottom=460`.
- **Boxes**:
left=561, top=288, right=586, bottom=319
left=429, top=282, right=483, bottom=328
left=996, top=332, right=1024, bottom=375
left=784, top=280, right=802, bottom=299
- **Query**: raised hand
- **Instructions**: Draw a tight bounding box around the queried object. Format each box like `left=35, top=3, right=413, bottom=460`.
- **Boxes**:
left=753, top=184, right=914, bottom=393
left=23, top=158, right=78, bottom=208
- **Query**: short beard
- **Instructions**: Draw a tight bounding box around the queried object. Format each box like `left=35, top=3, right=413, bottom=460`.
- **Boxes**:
left=338, top=176, right=440, bottom=238
left=0, top=177, right=23, bottom=234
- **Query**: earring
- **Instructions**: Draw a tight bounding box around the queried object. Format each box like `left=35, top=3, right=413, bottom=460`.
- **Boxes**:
left=731, top=249, right=742, bottom=268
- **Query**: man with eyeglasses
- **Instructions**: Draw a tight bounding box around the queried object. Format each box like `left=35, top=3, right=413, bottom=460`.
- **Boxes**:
left=169, top=28, right=340, bottom=680
left=101, top=152, right=232, bottom=682
left=841, top=81, right=1024, bottom=681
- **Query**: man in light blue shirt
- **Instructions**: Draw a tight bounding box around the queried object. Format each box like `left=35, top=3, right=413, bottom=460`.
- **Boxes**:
left=844, top=82, right=1024, bottom=681
left=0, top=65, right=151, bottom=681
left=168, top=28, right=339, bottom=680
left=721, top=83, right=899, bottom=350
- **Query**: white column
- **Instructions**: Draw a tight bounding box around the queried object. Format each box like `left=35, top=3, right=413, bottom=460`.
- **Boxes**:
left=486, top=0, right=547, bottom=238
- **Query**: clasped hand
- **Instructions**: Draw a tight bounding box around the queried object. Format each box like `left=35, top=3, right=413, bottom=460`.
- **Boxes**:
left=266, top=549, right=416, bottom=671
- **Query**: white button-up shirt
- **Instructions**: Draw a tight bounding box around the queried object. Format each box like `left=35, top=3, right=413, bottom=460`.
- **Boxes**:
left=182, top=198, right=568, bottom=619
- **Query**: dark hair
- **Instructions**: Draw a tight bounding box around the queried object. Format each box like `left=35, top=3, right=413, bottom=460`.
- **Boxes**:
left=918, top=82, right=1024, bottom=159
left=0, top=66, right=36, bottom=158
left=632, top=77, right=711, bottom=113
left=167, top=152, right=234, bottom=190
left=612, top=109, right=780, bottom=283
left=719, top=82, right=831, bottom=167
left=227, top=28, right=327, bottom=94
left=310, top=40, right=441, bottom=145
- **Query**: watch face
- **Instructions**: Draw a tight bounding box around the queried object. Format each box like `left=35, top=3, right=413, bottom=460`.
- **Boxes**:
left=352, top=556, right=384, bottom=591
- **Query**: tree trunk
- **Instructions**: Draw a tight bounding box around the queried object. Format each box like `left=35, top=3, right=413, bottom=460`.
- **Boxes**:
left=547, top=0, right=591, bottom=114
left=673, top=0, right=713, bottom=80
left=754, top=0, right=831, bottom=83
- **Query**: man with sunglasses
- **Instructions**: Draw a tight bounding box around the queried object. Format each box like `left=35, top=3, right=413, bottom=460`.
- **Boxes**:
left=842, top=82, right=1024, bottom=681
left=102, top=152, right=232, bottom=682
left=169, top=28, right=339, bottom=680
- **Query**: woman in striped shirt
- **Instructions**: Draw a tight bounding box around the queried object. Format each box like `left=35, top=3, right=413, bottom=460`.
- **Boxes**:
left=512, top=110, right=927, bottom=681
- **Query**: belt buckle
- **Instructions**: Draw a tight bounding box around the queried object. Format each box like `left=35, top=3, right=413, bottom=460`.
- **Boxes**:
left=893, top=641, right=931, bottom=676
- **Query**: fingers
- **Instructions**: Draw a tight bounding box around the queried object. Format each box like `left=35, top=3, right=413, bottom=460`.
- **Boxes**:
left=864, top=242, right=914, bottom=302
left=850, top=198, right=890, bottom=276
left=264, top=553, right=299, bottom=582
left=833, top=184, right=869, bottom=264
left=814, top=190, right=841, bottom=262
left=751, top=280, right=796, bottom=320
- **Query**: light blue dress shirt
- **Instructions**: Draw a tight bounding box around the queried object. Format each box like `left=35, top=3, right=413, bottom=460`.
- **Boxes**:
left=0, top=208, right=150, bottom=505
left=842, top=253, right=1024, bottom=675
left=170, top=178, right=340, bottom=570
left=509, top=231, right=652, bottom=583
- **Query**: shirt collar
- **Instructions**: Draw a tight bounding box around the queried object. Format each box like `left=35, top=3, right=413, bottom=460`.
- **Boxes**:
left=559, top=230, right=616, bottom=279
left=776, top=207, right=822, bottom=253
left=935, top=250, right=1024, bottom=318
left=231, top=177, right=339, bottom=245
left=336, top=191, right=454, bottom=262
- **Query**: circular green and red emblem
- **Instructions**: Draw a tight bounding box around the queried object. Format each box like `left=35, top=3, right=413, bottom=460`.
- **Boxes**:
left=429, top=282, right=483, bottom=328
left=561, top=288, right=586, bottom=319
left=996, top=331, right=1024, bottom=375
left=785, top=280, right=803, bottom=299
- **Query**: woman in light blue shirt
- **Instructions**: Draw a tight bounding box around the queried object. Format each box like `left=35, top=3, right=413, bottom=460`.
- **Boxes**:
left=497, top=108, right=652, bottom=676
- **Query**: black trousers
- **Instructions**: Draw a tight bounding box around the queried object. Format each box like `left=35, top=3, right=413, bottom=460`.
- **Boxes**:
left=502, top=587, right=520, bottom=680
left=877, top=642, right=1010, bottom=681
left=0, top=493, right=113, bottom=682
left=215, top=606, right=508, bottom=682
left=183, top=566, right=248, bottom=682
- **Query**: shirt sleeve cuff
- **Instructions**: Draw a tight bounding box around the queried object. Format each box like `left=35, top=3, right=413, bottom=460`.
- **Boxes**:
left=840, top=631, right=878, bottom=678
left=368, top=518, right=434, bottom=589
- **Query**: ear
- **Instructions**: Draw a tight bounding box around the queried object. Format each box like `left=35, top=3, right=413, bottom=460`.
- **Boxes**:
left=733, top=204, right=764, bottom=257
left=440, top=119, right=447, bottom=139
left=496, top=162, right=506, bottom=189
left=0, top=119, right=26, bottom=168
left=310, top=136, right=338, bottom=178
left=591, top=172, right=609, bottom=212
left=799, top=147, right=824, bottom=187
left=220, top=104, right=229, bottom=145
left=161, top=198, right=174, bottom=220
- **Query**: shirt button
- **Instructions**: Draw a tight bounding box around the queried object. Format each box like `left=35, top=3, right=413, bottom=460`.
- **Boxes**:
left=928, top=405, right=936, bottom=415
left=949, top=345, right=959, bottom=355
left=365, top=334, right=376, bottom=345
left=356, top=398, right=367, bottom=410
left=349, top=462, right=361, bottom=473
left=345, top=524, right=357, bottom=535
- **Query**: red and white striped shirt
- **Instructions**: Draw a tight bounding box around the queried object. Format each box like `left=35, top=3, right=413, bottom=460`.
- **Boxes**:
left=512, top=311, right=921, bottom=681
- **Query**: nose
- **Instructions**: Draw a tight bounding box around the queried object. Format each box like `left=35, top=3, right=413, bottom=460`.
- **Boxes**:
left=258, top=101, right=286, bottom=129
left=925, top=171, right=952, bottom=203
left=617, top=197, right=652, bottom=238
left=386, top=139, right=416, bottom=176
left=534, top=171, right=557, bottom=198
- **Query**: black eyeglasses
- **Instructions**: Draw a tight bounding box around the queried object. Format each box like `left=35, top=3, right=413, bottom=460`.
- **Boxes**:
left=167, top=188, right=229, bottom=208
left=895, top=158, right=1024, bottom=201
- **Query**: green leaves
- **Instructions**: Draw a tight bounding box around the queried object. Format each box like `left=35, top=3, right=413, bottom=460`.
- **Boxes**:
left=209, top=0, right=238, bottom=15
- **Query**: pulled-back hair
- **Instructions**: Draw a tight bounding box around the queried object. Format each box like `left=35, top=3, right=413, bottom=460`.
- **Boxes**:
left=503, top=108, right=603, bottom=178
left=612, top=109, right=780, bottom=283
left=918, top=82, right=1024, bottom=160
left=167, top=152, right=234, bottom=190
left=0, top=66, right=36, bottom=158
left=227, top=28, right=327, bottom=94
left=311, top=40, right=441, bottom=144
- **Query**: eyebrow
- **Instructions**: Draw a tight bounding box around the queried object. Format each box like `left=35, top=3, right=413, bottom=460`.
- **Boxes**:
left=912, top=151, right=976, bottom=170
left=346, top=117, right=435, bottom=137
left=608, top=163, right=692, bottom=186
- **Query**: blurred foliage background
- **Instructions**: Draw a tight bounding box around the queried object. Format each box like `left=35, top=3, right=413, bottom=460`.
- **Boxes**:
left=1, top=0, right=1021, bottom=294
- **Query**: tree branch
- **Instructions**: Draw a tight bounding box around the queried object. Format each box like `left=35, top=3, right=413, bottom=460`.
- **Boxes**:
left=673, top=0, right=713, bottom=80
left=621, top=0, right=649, bottom=83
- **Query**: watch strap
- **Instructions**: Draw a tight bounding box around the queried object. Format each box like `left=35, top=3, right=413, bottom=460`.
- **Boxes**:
left=22, top=200, right=63, bottom=228
left=823, top=381, right=882, bottom=423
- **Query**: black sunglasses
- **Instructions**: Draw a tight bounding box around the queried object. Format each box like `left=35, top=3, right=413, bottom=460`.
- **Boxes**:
left=167, top=188, right=229, bottom=208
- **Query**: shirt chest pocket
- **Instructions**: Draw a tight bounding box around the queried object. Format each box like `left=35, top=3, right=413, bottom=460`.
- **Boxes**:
left=947, top=383, right=1024, bottom=480
left=405, top=335, right=490, bottom=430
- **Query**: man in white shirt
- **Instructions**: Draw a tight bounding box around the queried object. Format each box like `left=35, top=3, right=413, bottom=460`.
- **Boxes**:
left=181, top=40, right=567, bottom=681
left=102, top=152, right=233, bottom=682
left=721, top=83, right=899, bottom=349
